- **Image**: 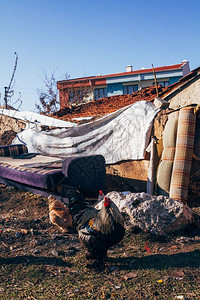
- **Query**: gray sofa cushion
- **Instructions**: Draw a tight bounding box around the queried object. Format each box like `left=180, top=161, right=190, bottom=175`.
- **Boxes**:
left=62, top=155, right=106, bottom=197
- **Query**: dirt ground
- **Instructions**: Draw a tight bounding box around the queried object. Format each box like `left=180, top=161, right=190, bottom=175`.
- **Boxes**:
left=0, top=184, right=200, bottom=299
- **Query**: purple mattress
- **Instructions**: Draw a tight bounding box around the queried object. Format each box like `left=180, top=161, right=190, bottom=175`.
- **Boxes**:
left=0, top=162, right=64, bottom=190
left=0, top=145, right=106, bottom=196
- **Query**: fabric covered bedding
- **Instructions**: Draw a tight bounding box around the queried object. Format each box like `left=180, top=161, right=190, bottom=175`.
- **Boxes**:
left=0, top=151, right=64, bottom=190
left=169, top=106, right=196, bottom=202
left=157, top=111, right=179, bottom=195
left=156, top=106, right=196, bottom=203
left=0, top=144, right=106, bottom=197
left=0, top=160, right=64, bottom=190
left=0, top=144, right=28, bottom=157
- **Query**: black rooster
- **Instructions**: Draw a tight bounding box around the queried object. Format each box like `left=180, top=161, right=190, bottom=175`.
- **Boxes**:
left=66, top=189, right=125, bottom=264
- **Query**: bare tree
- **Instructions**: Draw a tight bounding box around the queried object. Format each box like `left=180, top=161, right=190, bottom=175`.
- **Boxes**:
left=59, top=75, right=94, bottom=109
left=36, top=68, right=60, bottom=115
left=67, top=82, right=94, bottom=107
left=0, top=52, right=23, bottom=144
left=2, top=52, right=22, bottom=110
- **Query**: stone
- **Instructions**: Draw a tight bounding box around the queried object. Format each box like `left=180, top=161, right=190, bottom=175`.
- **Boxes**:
left=95, top=191, right=127, bottom=211
left=20, top=229, right=29, bottom=234
left=114, top=285, right=121, bottom=290
left=96, top=192, right=193, bottom=235
left=15, top=232, right=21, bottom=238
left=33, top=248, right=41, bottom=254
left=128, top=195, right=193, bottom=234
left=154, top=97, right=169, bottom=109
left=108, top=266, right=117, bottom=272
left=51, top=249, right=59, bottom=257
left=6, top=186, right=15, bottom=192
left=19, top=209, right=27, bottom=215
left=66, top=246, right=79, bottom=256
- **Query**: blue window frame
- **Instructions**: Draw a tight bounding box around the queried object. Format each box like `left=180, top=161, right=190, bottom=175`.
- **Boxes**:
left=94, top=88, right=108, bottom=100
left=158, top=81, right=169, bottom=87
left=153, top=81, right=169, bottom=87
left=123, top=84, right=138, bottom=95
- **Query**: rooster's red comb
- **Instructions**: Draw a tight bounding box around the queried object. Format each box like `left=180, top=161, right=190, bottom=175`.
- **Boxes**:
left=104, top=197, right=111, bottom=207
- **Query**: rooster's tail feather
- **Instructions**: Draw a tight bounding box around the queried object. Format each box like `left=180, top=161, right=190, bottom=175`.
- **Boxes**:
left=65, top=189, right=96, bottom=226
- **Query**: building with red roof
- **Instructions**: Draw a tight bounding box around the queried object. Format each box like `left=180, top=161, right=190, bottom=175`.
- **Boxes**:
left=57, top=61, right=190, bottom=109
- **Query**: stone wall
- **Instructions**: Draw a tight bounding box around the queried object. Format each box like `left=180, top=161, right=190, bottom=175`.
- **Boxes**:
left=106, top=159, right=150, bottom=192
left=0, top=114, right=26, bottom=143
left=169, top=77, right=200, bottom=109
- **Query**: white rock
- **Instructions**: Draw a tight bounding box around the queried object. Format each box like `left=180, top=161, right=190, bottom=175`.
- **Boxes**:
left=95, top=191, right=193, bottom=235
left=154, top=97, right=169, bottom=109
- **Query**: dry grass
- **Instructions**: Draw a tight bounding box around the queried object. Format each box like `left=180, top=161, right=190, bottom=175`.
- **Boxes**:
left=0, top=185, right=200, bottom=299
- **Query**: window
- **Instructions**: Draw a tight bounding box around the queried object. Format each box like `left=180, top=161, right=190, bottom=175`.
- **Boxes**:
left=69, top=90, right=74, bottom=102
left=94, top=88, right=108, bottom=100
left=69, top=90, right=83, bottom=102
left=154, top=81, right=169, bottom=87
left=123, top=85, right=138, bottom=95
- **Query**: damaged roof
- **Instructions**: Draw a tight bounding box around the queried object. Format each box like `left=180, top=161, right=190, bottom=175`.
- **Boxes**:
left=54, top=66, right=200, bottom=124
left=53, top=85, right=164, bottom=123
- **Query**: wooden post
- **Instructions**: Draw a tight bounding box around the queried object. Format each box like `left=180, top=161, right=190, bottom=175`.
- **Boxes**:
left=152, top=64, right=159, bottom=97
left=4, top=87, right=8, bottom=109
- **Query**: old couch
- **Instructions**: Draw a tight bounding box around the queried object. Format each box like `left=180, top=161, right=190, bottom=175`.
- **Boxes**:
left=0, top=144, right=106, bottom=201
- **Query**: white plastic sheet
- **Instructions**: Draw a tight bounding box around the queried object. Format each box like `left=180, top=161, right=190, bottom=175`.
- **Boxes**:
left=13, top=101, right=159, bottom=164
left=0, top=109, right=75, bottom=128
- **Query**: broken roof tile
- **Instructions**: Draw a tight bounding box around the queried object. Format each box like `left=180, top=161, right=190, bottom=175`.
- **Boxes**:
left=52, top=85, right=163, bottom=123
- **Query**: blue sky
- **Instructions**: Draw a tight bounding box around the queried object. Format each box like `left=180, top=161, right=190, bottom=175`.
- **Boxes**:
left=0, top=0, right=200, bottom=111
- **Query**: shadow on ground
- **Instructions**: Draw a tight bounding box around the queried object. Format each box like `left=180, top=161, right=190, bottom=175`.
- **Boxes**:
left=0, top=255, right=72, bottom=267
left=107, top=249, right=200, bottom=270
left=1, top=250, right=199, bottom=271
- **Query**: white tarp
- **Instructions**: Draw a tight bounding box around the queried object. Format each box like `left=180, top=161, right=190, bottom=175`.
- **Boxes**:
left=13, top=101, right=159, bottom=164
left=0, top=108, right=76, bottom=128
